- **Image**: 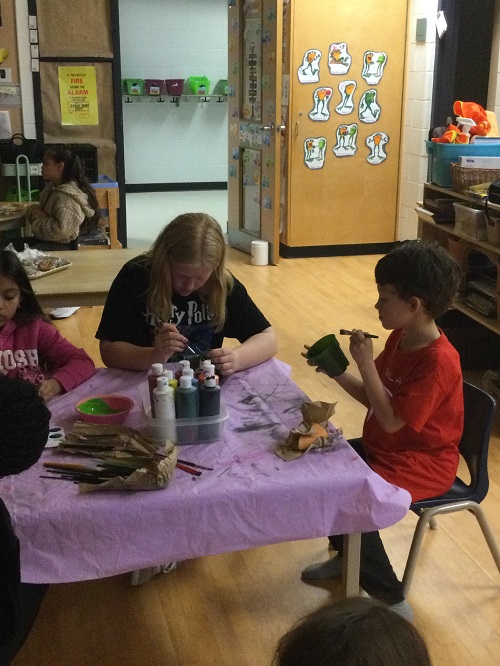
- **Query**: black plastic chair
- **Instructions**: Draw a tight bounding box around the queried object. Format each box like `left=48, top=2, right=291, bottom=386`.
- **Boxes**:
left=402, top=381, right=500, bottom=595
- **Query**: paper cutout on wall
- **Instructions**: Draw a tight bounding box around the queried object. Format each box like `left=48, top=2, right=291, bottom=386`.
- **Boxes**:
left=230, top=16, right=239, bottom=31
left=267, top=6, right=277, bottom=20
left=298, top=50, right=322, bottom=83
left=262, top=176, right=270, bottom=189
left=361, top=51, right=387, bottom=85
left=328, top=43, right=352, bottom=75
left=265, top=153, right=275, bottom=167
left=308, top=87, right=333, bottom=121
left=304, top=137, right=327, bottom=169
left=263, top=196, right=272, bottom=210
left=229, top=165, right=237, bottom=177
left=366, top=132, right=388, bottom=164
left=358, top=89, right=380, bottom=123
left=333, top=124, right=358, bottom=157
left=335, top=80, right=356, bottom=115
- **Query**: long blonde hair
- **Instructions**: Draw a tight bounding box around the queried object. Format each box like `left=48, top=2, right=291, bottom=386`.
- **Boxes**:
left=146, top=213, right=233, bottom=331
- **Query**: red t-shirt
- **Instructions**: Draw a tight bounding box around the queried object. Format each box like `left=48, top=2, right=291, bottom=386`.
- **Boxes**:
left=362, top=329, right=463, bottom=502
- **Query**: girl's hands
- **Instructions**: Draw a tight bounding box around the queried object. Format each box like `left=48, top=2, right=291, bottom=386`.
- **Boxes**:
left=38, top=378, right=62, bottom=402
left=209, top=347, right=239, bottom=376
left=154, top=323, right=188, bottom=361
left=32, top=208, right=48, bottom=220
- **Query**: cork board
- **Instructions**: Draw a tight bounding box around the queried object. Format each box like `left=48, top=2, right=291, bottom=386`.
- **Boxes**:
left=37, top=0, right=113, bottom=58
left=0, top=0, right=22, bottom=133
left=40, top=61, right=116, bottom=178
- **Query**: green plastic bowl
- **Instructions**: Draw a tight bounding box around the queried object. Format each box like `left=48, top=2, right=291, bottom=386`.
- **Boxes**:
left=75, top=395, right=134, bottom=424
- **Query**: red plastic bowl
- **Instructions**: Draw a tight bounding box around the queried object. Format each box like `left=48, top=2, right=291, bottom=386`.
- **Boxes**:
left=75, top=394, right=134, bottom=425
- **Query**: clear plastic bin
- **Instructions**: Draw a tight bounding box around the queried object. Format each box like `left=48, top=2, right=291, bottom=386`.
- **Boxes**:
left=138, top=383, right=228, bottom=445
left=453, top=202, right=487, bottom=240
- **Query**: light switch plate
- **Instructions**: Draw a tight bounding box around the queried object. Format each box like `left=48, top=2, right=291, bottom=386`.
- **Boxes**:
left=416, top=18, right=427, bottom=42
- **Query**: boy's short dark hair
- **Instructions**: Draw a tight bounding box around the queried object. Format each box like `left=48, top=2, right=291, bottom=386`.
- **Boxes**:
left=273, top=597, right=431, bottom=666
left=375, top=240, right=461, bottom=319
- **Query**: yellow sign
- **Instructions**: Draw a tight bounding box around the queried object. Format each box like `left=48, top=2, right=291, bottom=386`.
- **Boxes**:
left=58, top=66, right=99, bottom=126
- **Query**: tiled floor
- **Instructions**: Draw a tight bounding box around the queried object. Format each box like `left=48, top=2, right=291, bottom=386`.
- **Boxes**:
left=125, top=190, right=228, bottom=248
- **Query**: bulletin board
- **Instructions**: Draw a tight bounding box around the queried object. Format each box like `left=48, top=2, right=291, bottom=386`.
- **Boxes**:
left=0, top=0, right=22, bottom=134
left=37, top=0, right=113, bottom=58
left=40, top=61, right=116, bottom=178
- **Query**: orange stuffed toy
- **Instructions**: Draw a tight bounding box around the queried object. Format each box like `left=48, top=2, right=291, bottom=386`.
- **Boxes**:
left=453, top=101, right=491, bottom=136
left=432, top=101, right=491, bottom=144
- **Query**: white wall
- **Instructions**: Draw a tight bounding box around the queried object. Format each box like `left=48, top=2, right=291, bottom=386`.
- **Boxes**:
left=398, top=0, right=439, bottom=241
left=119, top=0, right=228, bottom=185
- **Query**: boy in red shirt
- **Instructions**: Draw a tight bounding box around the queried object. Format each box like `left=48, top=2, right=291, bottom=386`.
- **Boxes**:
left=302, top=241, right=463, bottom=622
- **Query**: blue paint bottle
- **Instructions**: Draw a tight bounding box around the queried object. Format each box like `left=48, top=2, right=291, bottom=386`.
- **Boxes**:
left=175, top=375, right=199, bottom=418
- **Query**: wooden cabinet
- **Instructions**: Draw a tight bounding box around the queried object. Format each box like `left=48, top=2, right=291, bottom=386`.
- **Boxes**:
left=417, top=183, right=500, bottom=335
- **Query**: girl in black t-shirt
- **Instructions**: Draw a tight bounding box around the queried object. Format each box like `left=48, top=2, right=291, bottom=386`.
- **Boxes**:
left=97, top=213, right=277, bottom=375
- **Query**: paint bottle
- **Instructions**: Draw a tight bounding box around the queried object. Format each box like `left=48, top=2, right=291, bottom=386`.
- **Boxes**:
left=175, top=375, right=199, bottom=418
left=199, top=375, right=221, bottom=416
left=153, top=377, right=176, bottom=420
left=162, top=368, right=178, bottom=391
left=182, top=367, right=198, bottom=387
left=148, top=362, right=164, bottom=417
left=198, top=375, right=221, bottom=441
left=195, top=359, right=212, bottom=380
left=152, top=376, right=177, bottom=442
left=203, top=363, right=219, bottom=385
left=175, top=359, right=191, bottom=381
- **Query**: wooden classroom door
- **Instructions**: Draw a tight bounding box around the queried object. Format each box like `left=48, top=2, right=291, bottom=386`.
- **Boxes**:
left=282, top=0, right=408, bottom=250
left=227, top=0, right=284, bottom=264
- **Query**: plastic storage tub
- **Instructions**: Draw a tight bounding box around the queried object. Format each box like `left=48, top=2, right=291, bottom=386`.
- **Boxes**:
left=188, top=76, right=210, bottom=94
left=145, top=79, right=166, bottom=95
left=91, top=174, right=118, bottom=188
left=165, top=79, right=184, bottom=95
left=123, top=79, right=145, bottom=95
left=453, top=202, right=487, bottom=240
left=426, top=141, right=500, bottom=188
left=138, top=383, right=228, bottom=445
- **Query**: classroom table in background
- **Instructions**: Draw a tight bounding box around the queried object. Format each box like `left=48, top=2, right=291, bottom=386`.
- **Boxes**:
left=0, top=359, right=411, bottom=596
left=0, top=201, right=28, bottom=233
left=31, top=247, right=143, bottom=308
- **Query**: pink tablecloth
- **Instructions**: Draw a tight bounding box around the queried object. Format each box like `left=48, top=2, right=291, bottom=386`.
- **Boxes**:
left=0, top=359, right=410, bottom=583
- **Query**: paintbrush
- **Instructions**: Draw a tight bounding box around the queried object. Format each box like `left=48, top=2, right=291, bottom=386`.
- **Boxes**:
left=339, top=329, right=379, bottom=339
left=149, top=303, right=197, bottom=355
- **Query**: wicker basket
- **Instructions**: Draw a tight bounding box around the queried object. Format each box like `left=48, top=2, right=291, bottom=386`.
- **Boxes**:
left=486, top=217, right=500, bottom=246
left=450, top=163, right=500, bottom=193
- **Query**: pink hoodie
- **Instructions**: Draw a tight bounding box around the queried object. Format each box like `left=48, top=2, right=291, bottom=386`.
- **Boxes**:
left=0, top=318, right=95, bottom=391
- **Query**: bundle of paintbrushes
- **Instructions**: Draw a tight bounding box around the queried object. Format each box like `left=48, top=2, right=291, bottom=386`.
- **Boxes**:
left=44, top=421, right=178, bottom=492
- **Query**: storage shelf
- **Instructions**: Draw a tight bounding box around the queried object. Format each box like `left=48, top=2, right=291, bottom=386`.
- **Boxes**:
left=122, top=93, right=227, bottom=107
left=418, top=182, right=500, bottom=337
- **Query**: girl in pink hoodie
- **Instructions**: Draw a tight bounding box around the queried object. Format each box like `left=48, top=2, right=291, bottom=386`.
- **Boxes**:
left=0, top=250, right=95, bottom=401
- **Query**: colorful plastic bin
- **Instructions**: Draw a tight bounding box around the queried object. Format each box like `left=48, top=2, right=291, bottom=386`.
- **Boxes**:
left=188, top=76, right=211, bottom=95
left=123, top=79, right=145, bottom=95
left=165, top=79, right=184, bottom=95
left=426, top=141, right=500, bottom=188
left=145, top=79, right=165, bottom=95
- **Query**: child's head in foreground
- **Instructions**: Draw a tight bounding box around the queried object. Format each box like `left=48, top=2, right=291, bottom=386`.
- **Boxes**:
left=273, top=597, right=431, bottom=666
left=375, top=240, right=461, bottom=320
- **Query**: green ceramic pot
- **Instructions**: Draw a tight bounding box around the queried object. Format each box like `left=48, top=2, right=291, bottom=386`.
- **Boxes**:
left=306, top=334, right=349, bottom=377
